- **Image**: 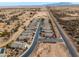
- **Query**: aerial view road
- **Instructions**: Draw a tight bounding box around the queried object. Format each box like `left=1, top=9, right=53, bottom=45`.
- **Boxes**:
left=0, top=2, right=79, bottom=57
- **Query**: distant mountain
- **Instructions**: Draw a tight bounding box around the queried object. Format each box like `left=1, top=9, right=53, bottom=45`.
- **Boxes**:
left=46, top=2, right=79, bottom=6
left=53, top=2, right=72, bottom=5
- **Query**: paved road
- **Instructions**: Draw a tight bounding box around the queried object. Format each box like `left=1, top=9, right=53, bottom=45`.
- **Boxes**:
left=46, top=7, right=79, bottom=57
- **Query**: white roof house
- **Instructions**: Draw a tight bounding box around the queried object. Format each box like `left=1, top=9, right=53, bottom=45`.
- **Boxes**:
left=10, top=41, right=29, bottom=49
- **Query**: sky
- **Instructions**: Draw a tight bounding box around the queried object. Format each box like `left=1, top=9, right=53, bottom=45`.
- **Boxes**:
left=0, top=2, right=55, bottom=6
left=0, top=2, right=79, bottom=6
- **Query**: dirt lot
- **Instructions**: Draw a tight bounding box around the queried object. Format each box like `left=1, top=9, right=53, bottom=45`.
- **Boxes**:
left=31, top=42, right=70, bottom=57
